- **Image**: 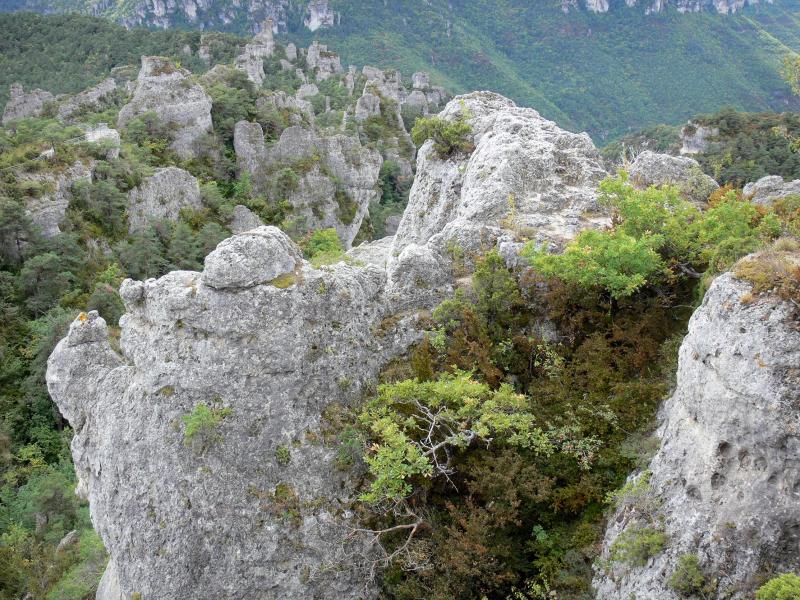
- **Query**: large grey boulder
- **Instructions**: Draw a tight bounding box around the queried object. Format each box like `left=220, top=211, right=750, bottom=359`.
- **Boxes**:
left=234, top=20, right=275, bottom=87
left=20, top=160, right=94, bottom=238
left=387, top=91, right=609, bottom=308
left=57, top=78, right=117, bottom=121
left=46, top=227, right=422, bottom=600
left=743, top=175, right=800, bottom=206
left=628, top=150, right=719, bottom=204
left=593, top=257, right=800, bottom=599
left=233, top=122, right=382, bottom=247
left=2, top=83, right=55, bottom=124
left=127, top=167, right=202, bottom=232
left=118, top=57, right=212, bottom=160
left=229, top=204, right=264, bottom=234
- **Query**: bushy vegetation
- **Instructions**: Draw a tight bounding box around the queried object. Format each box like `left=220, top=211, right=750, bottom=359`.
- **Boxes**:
left=0, top=13, right=243, bottom=107
left=523, top=174, right=797, bottom=300
left=411, top=115, right=473, bottom=158
left=757, top=573, right=800, bottom=600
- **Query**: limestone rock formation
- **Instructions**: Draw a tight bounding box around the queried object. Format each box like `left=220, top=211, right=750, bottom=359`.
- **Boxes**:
left=2, top=83, right=54, bottom=124
left=680, top=121, right=719, bottom=155
left=20, top=160, right=93, bottom=238
left=593, top=257, right=800, bottom=599
left=118, top=56, right=212, bottom=160
left=234, top=20, right=275, bottom=87
left=743, top=175, right=800, bottom=205
left=304, top=0, right=337, bottom=31
left=47, top=227, right=421, bottom=600
left=229, top=204, right=265, bottom=234
left=57, top=78, right=117, bottom=121
left=84, top=123, right=121, bottom=160
left=233, top=122, right=382, bottom=247
left=386, top=91, right=608, bottom=307
left=306, top=42, right=343, bottom=81
left=566, top=0, right=772, bottom=13
left=628, top=150, right=719, bottom=204
left=127, top=167, right=202, bottom=232
left=49, top=90, right=633, bottom=600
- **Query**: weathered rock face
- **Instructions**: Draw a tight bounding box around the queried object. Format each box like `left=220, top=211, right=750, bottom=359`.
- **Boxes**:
left=127, top=167, right=202, bottom=232
left=234, top=20, right=275, bottom=87
left=47, top=226, right=421, bottom=600
left=21, top=160, right=94, bottom=238
left=118, top=56, right=213, bottom=160
left=565, top=0, right=773, bottom=13
left=57, top=78, right=117, bottom=121
left=593, top=261, right=800, bottom=599
left=743, top=175, right=800, bottom=205
left=385, top=92, right=608, bottom=308
left=84, top=123, right=121, bottom=160
left=306, top=42, right=343, bottom=82
left=2, top=83, right=55, bottom=124
left=229, top=204, right=265, bottom=234
left=233, top=122, right=382, bottom=247
left=628, top=150, right=719, bottom=204
left=680, top=121, right=719, bottom=155
left=50, top=90, right=626, bottom=600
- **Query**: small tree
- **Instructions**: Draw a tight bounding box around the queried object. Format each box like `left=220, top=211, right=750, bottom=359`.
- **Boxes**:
left=757, top=574, right=800, bottom=600
left=411, top=115, right=474, bottom=158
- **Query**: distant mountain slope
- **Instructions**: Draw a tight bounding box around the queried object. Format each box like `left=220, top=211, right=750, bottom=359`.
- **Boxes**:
left=2, top=2, right=800, bottom=139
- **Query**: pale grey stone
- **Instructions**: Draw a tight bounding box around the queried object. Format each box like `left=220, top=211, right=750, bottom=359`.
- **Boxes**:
left=127, top=167, right=202, bottom=232
left=743, top=175, right=800, bottom=206
left=593, top=260, right=800, bottom=599
left=2, top=83, right=54, bottom=124
left=118, top=57, right=212, bottom=160
left=57, top=78, right=117, bottom=121
left=229, top=204, right=264, bottom=234
left=628, top=150, right=719, bottom=204
left=201, top=226, right=302, bottom=289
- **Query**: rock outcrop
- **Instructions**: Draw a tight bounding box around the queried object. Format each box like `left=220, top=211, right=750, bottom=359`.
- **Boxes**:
left=233, top=122, right=382, bottom=247
left=57, top=78, right=117, bottom=121
left=384, top=91, right=609, bottom=308
left=233, top=20, right=275, bottom=87
left=47, top=226, right=420, bottom=600
left=680, top=121, right=719, bottom=155
left=229, top=204, right=265, bottom=234
left=744, top=175, right=800, bottom=205
left=127, top=167, right=202, bottom=232
left=628, top=150, right=719, bottom=204
left=118, top=56, right=212, bottom=160
left=593, top=256, right=800, bottom=599
left=2, top=83, right=54, bottom=124
left=48, top=91, right=632, bottom=600
left=21, top=160, right=94, bottom=237
left=565, top=0, right=773, bottom=13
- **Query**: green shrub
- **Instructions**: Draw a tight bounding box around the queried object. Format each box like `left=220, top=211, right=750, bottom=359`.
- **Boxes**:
left=668, top=554, right=709, bottom=597
left=756, top=573, right=800, bottom=600
left=181, top=402, right=233, bottom=452
left=275, top=445, right=291, bottom=467
left=609, top=525, right=667, bottom=567
left=301, top=228, right=345, bottom=267
left=411, top=115, right=474, bottom=158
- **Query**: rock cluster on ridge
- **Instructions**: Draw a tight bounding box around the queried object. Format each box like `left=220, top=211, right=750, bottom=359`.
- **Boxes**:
left=126, top=166, right=203, bottom=232
left=2, top=83, right=55, bottom=124
left=47, top=90, right=617, bottom=600
left=593, top=254, right=800, bottom=599
left=117, top=56, right=213, bottom=160
left=744, top=175, right=800, bottom=205
left=628, top=149, right=719, bottom=204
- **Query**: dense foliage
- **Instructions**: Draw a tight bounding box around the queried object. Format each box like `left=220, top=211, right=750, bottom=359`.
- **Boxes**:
left=0, top=13, right=243, bottom=107
left=345, top=176, right=800, bottom=599
left=523, top=173, right=793, bottom=299
left=4, top=5, right=800, bottom=139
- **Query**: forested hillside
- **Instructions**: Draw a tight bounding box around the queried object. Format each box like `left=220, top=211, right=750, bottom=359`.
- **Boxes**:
left=3, top=2, right=800, bottom=139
